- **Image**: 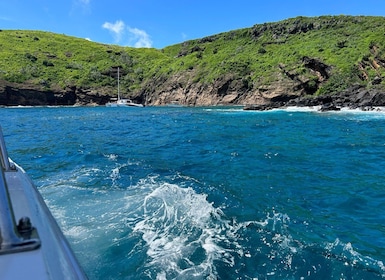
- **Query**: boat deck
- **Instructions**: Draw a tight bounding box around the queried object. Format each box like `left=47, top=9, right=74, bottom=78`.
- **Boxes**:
left=0, top=127, right=87, bottom=279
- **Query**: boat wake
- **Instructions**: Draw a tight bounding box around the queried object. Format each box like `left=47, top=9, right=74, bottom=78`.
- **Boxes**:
left=38, top=163, right=385, bottom=279
left=126, top=180, right=385, bottom=279
left=131, top=181, right=235, bottom=279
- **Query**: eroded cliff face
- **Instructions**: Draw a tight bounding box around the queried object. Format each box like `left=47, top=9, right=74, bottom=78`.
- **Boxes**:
left=0, top=50, right=333, bottom=106
left=0, top=68, right=342, bottom=107
left=0, top=51, right=383, bottom=108
left=137, top=55, right=331, bottom=107
left=0, top=80, right=111, bottom=106
left=141, top=72, right=301, bottom=106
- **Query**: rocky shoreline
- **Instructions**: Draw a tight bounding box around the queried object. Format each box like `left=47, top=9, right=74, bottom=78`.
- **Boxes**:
left=243, top=85, right=385, bottom=111
left=0, top=80, right=111, bottom=106
left=1, top=78, right=385, bottom=111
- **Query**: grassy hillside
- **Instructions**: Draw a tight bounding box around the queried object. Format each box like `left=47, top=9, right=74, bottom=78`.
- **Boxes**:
left=0, top=30, right=168, bottom=92
left=1, top=15, right=385, bottom=104
left=161, top=16, right=385, bottom=93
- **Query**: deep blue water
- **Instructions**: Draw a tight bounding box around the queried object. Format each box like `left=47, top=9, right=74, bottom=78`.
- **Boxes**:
left=1, top=106, right=385, bottom=279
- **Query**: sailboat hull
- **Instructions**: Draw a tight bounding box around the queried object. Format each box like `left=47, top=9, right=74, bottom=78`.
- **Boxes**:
left=106, top=99, right=143, bottom=107
left=105, top=67, right=144, bottom=107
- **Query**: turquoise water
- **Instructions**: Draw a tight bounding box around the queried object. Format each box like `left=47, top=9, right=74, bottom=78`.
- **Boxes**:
left=2, top=106, right=385, bottom=279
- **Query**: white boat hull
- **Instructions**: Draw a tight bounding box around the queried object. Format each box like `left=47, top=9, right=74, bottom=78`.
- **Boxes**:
left=0, top=128, right=87, bottom=279
left=106, top=99, right=143, bottom=107
left=105, top=67, right=143, bottom=108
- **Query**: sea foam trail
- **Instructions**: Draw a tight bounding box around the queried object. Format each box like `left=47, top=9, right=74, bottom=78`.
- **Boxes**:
left=40, top=166, right=239, bottom=279
left=39, top=164, right=385, bottom=280
left=131, top=181, right=236, bottom=279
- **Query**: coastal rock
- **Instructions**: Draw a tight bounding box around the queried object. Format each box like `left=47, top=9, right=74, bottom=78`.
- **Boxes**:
left=302, top=56, right=331, bottom=81
left=295, top=85, right=385, bottom=111
left=2, top=75, right=385, bottom=110
left=243, top=104, right=276, bottom=111
left=0, top=80, right=111, bottom=106
left=243, top=84, right=385, bottom=112
left=0, top=81, right=76, bottom=106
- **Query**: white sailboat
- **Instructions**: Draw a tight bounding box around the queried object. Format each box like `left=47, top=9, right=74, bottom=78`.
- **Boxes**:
left=105, top=67, right=143, bottom=107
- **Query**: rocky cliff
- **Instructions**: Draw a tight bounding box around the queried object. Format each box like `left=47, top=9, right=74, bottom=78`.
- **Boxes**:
left=1, top=16, right=385, bottom=108
left=0, top=80, right=110, bottom=106
left=2, top=65, right=385, bottom=110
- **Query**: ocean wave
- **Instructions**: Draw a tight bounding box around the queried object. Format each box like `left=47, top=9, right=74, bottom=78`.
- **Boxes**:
left=130, top=180, right=233, bottom=279
left=38, top=165, right=385, bottom=279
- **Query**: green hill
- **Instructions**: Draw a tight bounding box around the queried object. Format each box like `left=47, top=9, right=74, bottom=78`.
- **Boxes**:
left=1, top=15, right=385, bottom=106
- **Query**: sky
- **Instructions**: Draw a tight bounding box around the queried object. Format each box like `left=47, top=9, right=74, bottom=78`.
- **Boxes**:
left=1, top=0, right=384, bottom=49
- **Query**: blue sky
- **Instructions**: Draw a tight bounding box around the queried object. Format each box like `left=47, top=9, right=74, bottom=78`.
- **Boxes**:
left=1, top=0, right=384, bottom=49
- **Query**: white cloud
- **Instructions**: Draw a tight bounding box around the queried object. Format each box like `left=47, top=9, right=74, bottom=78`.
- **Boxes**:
left=127, top=27, right=152, bottom=48
left=102, top=20, right=152, bottom=48
left=102, top=20, right=125, bottom=43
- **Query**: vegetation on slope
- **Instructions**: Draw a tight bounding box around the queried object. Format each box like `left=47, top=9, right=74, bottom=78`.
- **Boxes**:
left=1, top=15, right=385, bottom=105
left=161, top=16, right=385, bottom=94
left=0, top=30, right=167, bottom=93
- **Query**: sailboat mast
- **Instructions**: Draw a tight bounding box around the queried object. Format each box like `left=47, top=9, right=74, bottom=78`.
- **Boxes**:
left=117, top=67, right=120, bottom=101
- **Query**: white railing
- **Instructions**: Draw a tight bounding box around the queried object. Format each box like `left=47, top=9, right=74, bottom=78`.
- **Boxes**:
left=0, top=126, right=40, bottom=254
left=0, top=126, right=12, bottom=171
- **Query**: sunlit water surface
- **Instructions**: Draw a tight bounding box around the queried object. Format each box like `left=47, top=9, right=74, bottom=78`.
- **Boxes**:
left=2, top=106, right=385, bottom=279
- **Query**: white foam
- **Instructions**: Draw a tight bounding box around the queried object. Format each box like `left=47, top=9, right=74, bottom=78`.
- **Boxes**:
left=64, top=225, right=89, bottom=240
left=131, top=182, right=237, bottom=278
left=324, top=238, right=385, bottom=276
left=104, top=153, right=118, bottom=161
left=275, top=106, right=322, bottom=112
left=110, top=167, right=121, bottom=181
left=39, top=168, right=385, bottom=279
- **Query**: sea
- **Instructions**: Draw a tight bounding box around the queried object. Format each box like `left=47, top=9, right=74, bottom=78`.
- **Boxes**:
left=1, top=105, right=385, bottom=280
